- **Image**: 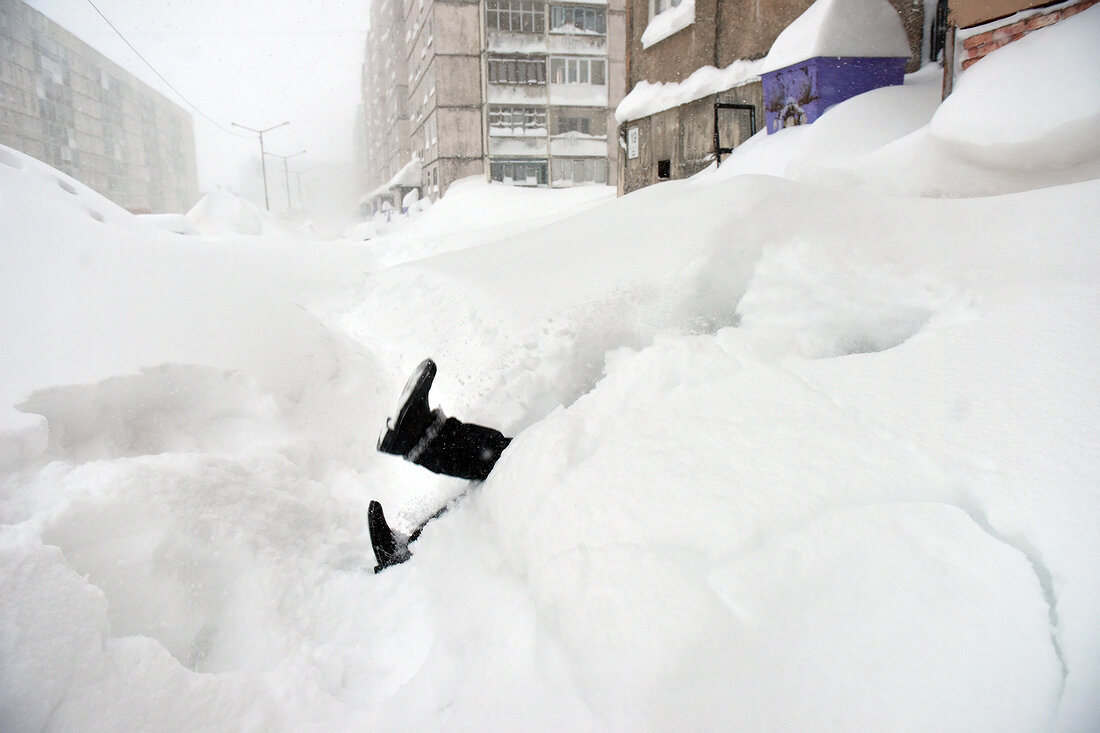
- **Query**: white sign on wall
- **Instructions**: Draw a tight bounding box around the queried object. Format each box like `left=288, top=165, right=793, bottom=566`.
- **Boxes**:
left=627, top=127, right=639, bottom=160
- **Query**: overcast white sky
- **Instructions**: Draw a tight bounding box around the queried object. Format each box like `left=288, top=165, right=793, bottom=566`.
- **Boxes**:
left=26, top=0, right=370, bottom=194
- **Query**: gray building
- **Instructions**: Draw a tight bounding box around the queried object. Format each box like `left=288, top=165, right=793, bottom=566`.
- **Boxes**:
left=362, top=0, right=413, bottom=195
left=361, top=0, right=625, bottom=201
left=0, top=0, right=199, bottom=213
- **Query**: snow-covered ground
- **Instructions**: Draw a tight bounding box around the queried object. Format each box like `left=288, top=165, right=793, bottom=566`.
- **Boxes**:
left=2, top=8, right=1099, bottom=731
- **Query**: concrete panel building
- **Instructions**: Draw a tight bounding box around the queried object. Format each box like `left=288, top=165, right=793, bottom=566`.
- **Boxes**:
left=360, top=0, right=625, bottom=201
left=618, top=0, right=925, bottom=194
left=362, top=0, right=413, bottom=195
left=0, top=0, right=199, bottom=213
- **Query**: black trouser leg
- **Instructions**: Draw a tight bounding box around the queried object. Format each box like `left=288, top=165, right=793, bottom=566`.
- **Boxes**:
left=412, top=417, right=511, bottom=481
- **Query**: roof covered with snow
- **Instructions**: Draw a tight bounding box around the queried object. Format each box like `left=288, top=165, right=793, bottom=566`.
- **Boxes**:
left=364, top=156, right=422, bottom=202
left=761, top=0, right=911, bottom=73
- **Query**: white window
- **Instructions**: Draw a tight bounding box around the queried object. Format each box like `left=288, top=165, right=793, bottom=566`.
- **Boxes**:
left=549, top=57, right=606, bottom=85
left=556, top=116, right=591, bottom=134
left=489, top=105, right=547, bottom=132
left=550, top=6, right=606, bottom=34
left=552, top=157, right=606, bottom=184
left=652, top=0, right=683, bottom=14
left=486, top=0, right=546, bottom=33
left=488, top=56, right=547, bottom=85
left=490, top=159, right=548, bottom=185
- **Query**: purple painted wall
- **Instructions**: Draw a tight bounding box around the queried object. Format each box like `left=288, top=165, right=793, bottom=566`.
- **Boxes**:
left=761, top=56, right=906, bottom=134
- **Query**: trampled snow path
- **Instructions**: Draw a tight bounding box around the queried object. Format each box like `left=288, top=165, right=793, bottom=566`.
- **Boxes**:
left=3, top=8, right=1100, bottom=732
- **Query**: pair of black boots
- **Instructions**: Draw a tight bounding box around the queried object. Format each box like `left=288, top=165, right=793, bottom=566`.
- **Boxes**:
left=370, top=359, right=512, bottom=572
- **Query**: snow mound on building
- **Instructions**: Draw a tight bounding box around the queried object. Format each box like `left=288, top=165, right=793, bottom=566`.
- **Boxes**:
left=928, top=4, right=1100, bottom=169
left=615, top=59, right=766, bottom=123
left=761, top=0, right=911, bottom=72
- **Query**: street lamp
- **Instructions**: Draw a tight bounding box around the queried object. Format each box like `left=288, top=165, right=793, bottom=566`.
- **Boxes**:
left=231, top=120, right=289, bottom=211
left=267, top=149, right=307, bottom=210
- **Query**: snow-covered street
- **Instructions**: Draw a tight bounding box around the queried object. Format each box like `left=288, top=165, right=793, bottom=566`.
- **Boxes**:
left=2, top=7, right=1099, bottom=732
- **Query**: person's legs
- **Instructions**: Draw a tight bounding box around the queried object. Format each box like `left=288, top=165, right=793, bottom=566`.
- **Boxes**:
left=410, top=417, right=511, bottom=481
left=371, top=359, right=514, bottom=572
left=377, top=358, right=513, bottom=480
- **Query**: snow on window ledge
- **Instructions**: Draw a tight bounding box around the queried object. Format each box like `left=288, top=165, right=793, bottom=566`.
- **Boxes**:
left=641, top=0, right=695, bottom=49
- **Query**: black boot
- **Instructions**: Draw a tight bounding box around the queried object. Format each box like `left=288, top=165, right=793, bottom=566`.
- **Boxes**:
left=368, top=500, right=411, bottom=573
left=377, top=358, right=438, bottom=457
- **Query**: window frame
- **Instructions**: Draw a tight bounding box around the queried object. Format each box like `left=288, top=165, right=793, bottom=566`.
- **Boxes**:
left=486, top=0, right=546, bottom=33
left=489, top=105, right=548, bottom=133
left=549, top=5, right=606, bottom=34
left=487, top=56, right=547, bottom=85
left=549, top=57, right=606, bottom=85
left=490, top=159, right=549, bottom=185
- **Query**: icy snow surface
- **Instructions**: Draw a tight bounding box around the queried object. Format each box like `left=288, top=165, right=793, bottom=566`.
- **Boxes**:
left=761, top=0, right=911, bottom=73
left=3, top=10, right=1100, bottom=732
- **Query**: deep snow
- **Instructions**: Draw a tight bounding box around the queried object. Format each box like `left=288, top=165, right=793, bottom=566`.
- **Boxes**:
left=2, top=8, right=1100, bottom=732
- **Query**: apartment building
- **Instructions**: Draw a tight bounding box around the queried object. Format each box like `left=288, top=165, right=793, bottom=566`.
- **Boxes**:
left=0, top=0, right=198, bottom=213
left=360, top=0, right=625, bottom=202
left=361, top=0, right=413, bottom=192
left=483, top=0, right=625, bottom=187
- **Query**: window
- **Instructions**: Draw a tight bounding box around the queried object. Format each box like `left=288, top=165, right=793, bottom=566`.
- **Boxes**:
left=490, top=159, right=548, bottom=185
left=550, top=6, right=606, bottom=34
left=657, top=159, right=671, bottom=179
left=549, top=57, right=606, bottom=85
left=488, top=56, right=546, bottom=85
left=552, top=157, right=606, bottom=184
left=556, top=116, right=590, bottom=135
left=653, top=0, right=683, bottom=14
left=486, top=0, right=545, bottom=33
left=490, top=105, right=547, bottom=133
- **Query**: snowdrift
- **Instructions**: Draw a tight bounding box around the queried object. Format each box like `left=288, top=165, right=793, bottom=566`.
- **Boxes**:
left=2, top=8, right=1099, bottom=732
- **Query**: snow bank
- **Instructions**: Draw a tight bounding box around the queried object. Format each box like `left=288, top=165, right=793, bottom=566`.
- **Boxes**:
left=352, top=176, right=614, bottom=266
left=929, top=5, right=1100, bottom=169
left=2, top=9, right=1100, bottom=732
left=185, top=189, right=291, bottom=236
left=138, top=213, right=199, bottom=235
left=615, top=59, right=765, bottom=123
left=761, top=0, right=911, bottom=73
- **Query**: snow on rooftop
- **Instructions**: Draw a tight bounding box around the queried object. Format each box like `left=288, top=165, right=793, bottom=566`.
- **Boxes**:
left=761, top=0, right=911, bottom=73
left=615, top=58, right=765, bottom=123
left=364, top=156, right=422, bottom=201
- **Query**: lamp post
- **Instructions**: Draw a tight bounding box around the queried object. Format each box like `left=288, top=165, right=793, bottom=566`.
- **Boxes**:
left=267, top=149, right=307, bottom=210
left=231, top=120, right=289, bottom=210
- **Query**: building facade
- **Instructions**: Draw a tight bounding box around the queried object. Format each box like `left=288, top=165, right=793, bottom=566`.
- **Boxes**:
left=482, top=0, right=625, bottom=188
left=360, top=0, right=625, bottom=202
left=619, top=0, right=925, bottom=193
left=361, top=0, right=413, bottom=194
left=0, top=0, right=199, bottom=213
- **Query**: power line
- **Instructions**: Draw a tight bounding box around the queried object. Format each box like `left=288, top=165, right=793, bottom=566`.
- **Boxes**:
left=84, top=0, right=249, bottom=138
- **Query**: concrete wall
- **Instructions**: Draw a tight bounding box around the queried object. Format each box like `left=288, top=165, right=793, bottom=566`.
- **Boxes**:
left=619, top=79, right=761, bottom=192
left=0, top=0, right=199, bottom=213
left=416, top=0, right=482, bottom=197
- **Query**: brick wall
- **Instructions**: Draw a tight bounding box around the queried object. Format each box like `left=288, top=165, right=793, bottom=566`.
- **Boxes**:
left=960, top=0, right=1098, bottom=69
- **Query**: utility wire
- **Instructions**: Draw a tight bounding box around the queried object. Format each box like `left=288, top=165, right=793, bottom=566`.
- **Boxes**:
left=84, top=0, right=249, bottom=138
